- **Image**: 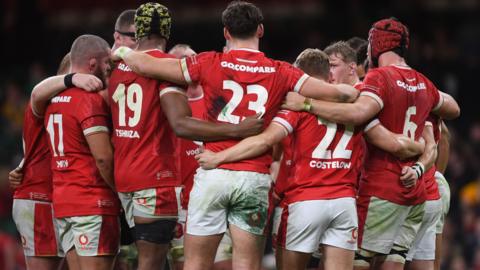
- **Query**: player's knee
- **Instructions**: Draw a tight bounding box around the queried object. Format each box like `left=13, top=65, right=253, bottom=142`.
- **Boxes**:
left=135, top=219, right=176, bottom=244
left=385, top=247, right=408, bottom=264
left=354, top=249, right=375, bottom=268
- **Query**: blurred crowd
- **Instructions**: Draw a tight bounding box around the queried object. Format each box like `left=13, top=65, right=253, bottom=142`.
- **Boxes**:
left=1, top=0, right=479, bottom=269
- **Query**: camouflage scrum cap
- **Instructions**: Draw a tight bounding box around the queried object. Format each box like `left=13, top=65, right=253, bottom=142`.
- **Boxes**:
left=135, top=2, right=171, bottom=40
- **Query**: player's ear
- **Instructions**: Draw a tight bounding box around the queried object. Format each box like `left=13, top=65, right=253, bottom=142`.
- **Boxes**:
left=349, top=62, right=357, bottom=75
left=88, top=58, right=98, bottom=72
left=224, top=27, right=232, bottom=41
left=257, top=24, right=264, bottom=38
left=113, top=32, right=120, bottom=43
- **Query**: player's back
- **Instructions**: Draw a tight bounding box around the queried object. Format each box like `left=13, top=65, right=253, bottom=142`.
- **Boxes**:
left=273, top=110, right=363, bottom=203
left=44, top=88, right=119, bottom=217
left=181, top=49, right=307, bottom=173
left=109, top=50, right=178, bottom=192
left=360, top=65, right=442, bottom=205
left=14, top=103, right=52, bottom=202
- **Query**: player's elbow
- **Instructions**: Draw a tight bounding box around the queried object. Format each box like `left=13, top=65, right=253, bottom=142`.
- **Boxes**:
left=94, top=155, right=113, bottom=172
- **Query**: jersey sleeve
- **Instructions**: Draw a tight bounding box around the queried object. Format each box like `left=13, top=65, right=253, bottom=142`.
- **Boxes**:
left=77, top=94, right=110, bottom=136
left=278, top=63, right=310, bottom=93
left=158, top=82, right=186, bottom=98
left=359, top=69, right=387, bottom=109
left=429, top=83, right=443, bottom=112
left=180, top=51, right=216, bottom=85
left=272, top=109, right=301, bottom=135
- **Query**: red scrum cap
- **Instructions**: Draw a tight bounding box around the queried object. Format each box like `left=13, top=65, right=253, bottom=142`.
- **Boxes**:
left=368, top=17, right=409, bottom=66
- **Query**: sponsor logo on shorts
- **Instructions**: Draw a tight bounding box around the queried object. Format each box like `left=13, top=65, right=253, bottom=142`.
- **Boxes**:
left=347, top=228, right=358, bottom=244
left=247, top=212, right=262, bottom=228
left=136, top=198, right=147, bottom=205
left=79, top=234, right=89, bottom=245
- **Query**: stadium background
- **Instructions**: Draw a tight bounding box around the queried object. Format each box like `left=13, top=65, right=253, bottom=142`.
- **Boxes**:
left=0, top=0, right=478, bottom=269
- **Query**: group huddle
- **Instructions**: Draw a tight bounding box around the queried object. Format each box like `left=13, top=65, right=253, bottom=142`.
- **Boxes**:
left=9, top=1, right=460, bottom=270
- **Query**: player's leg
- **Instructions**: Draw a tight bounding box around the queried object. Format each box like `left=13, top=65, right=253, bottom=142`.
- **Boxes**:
left=56, top=217, right=80, bottom=270
left=227, top=170, right=272, bottom=270
left=213, top=229, right=233, bottom=270
left=434, top=172, right=450, bottom=270
left=70, top=215, right=119, bottom=270
left=320, top=198, right=357, bottom=270
left=130, top=186, right=178, bottom=270
left=354, top=196, right=410, bottom=270
left=323, top=245, right=354, bottom=270
left=405, top=199, right=442, bottom=270
left=65, top=248, right=81, bottom=270
left=379, top=203, right=424, bottom=270
left=12, top=199, right=63, bottom=270
left=184, top=168, right=231, bottom=270
left=271, top=206, right=284, bottom=270
left=280, top=248, right=311, bottom=270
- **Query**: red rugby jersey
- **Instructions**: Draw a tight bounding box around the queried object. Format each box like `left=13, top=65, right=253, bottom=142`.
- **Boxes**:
left=44, top=88, right=119, bottom=217
left=359, top=65, right=442, bottom=205
left=175, top=96, right=205, bottom=209
left=180, top=48, right=308, bottom=174
left=274, top=136, right=293, bottom=198
left=273, top=110, right=363, bottom=203
left=108, top=50, right=180, bottom=192
left=14, top=103, right=52, bottom=202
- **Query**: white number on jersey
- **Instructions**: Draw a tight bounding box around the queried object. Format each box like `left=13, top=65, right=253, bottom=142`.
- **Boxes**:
left=46, top=114, right=64, bottom=157
left=112, top=83, right=143, bottom=127
left=403, top=106, right=417, bottom=140
left=217, top=80, right=268, bottom=124
left=312, top=118, right=353, bottom=159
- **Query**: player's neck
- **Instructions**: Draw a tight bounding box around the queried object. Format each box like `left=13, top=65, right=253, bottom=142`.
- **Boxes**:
left=378, top=51, right=407, bottom=67
left=227, top=37, right=260, bottom=52
left=136, top=37, right=166, bottom=52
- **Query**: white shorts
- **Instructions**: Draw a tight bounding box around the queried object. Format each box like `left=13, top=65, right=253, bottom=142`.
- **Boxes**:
left=56, top=215, right=120, bottom=256
left=357, top=196, right=424, bottom=254
left=118, top=186, right=179, bottom=228
left=435, top=172, right=450, bottom=234
left=170, top=207, right=232, bottom=263
left=12, top=199, right=64, bottom=257
left=406, top=198, right=442, bottom=260
left=278, top=198, right=358, bottom=253
left=187, top=168, right=272, bottom=236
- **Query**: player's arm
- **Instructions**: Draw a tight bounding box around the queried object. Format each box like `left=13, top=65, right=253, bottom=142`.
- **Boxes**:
left=85, top=132, right=115, bottom=190
left=298, top=77, right=359, bottom=103
left=160, top=91, right=263, bottom=141
left=436, top=121, right=450, bottom=174
left=432, top=92, right=460, bottom=120
left=270, top=143, right=283, bottom=181
left=400, top=124, right=437, bottom=188
left=196, top=123, right=287, bottom=169
left=113, top=47, right=186, bottom=85
left=30, top=74, right=103, bottom=116
left=282, top=92, right=381, bottom=126
left=364, top=120, right=425, bottom=160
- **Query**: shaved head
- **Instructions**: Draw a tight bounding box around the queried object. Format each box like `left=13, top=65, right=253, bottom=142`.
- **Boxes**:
left=70, top=34, right=110, bottom=67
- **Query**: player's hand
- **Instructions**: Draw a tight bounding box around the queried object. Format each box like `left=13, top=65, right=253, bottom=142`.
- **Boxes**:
left=400, top=166, right=418, bottom=188
left=72, top=74, right=103, bottom=92
left=111, top=46, right=133, bottom=62
left=281, top=92, right=307, bottom=112
left=195, top=150, right=222, bottom=170
left=235, top=113, right=264, bottom=138
left=9, top=167, right=23, bottom=189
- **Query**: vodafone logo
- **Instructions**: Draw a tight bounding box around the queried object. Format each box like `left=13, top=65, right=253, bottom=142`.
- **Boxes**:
left=79, top=234, right=89, bottom=245
left=136, top=198, right=147, bottom=205
left=347, top=228, right=358, bottom=244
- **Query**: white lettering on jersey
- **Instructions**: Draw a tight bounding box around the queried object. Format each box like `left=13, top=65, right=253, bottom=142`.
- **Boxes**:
left=220, top=61, right=275, bottom=73
left=51, top=96, right=72, bottom=103
left=396, top=80, right=426, bottom=92
left=185, top=147, right=201, bottom=156
left=309, top=160, right=351, bottom=169
left=115, top=129, right=140, bottom=138
left=118, top=63, right=132, bottom=72
left=56, top=159, right=69, bottom=168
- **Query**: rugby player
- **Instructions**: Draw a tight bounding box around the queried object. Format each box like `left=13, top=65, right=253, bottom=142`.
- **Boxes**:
left=43, top=35, right=119, bottom=270
left=281, top=17, right=460, bottom=270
